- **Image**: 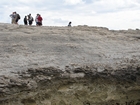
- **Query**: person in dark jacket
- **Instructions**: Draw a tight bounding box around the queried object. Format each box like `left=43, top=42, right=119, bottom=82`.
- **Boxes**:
left=14, top=12, right=20, bottom=24
left=68, top=21, right=72, bottom=27
left=24, top=16, right=28, bottom=25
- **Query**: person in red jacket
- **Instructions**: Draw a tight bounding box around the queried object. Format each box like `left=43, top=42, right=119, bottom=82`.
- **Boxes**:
left=37, top=14, right=43, bottom=26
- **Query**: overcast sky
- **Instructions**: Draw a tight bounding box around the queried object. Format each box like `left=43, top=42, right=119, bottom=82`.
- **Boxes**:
left=0, top=0, right=140, bottom=30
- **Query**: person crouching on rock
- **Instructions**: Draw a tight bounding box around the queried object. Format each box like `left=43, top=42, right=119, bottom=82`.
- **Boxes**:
left=68, top=21, right=72, bottom=27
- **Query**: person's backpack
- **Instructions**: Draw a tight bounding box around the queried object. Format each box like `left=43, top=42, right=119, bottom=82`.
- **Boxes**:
left=32, top=17, right=34, bottom=21
left=17, top=14, right=20, bottom=19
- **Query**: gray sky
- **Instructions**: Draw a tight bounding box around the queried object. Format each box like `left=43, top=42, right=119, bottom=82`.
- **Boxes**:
left=0, top=0, right=140, bottom=29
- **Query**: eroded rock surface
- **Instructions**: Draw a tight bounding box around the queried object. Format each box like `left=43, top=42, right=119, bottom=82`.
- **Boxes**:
left=0, top=23, right=140, bottom=105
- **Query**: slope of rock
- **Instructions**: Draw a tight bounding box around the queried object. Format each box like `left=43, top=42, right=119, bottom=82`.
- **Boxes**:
left=0, top=23, right=140, bottom=105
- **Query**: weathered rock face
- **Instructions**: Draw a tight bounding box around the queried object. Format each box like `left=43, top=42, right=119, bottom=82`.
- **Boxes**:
left=0, top=66, right=140, bottom=105
left=0, top=23, right=140, bottom=105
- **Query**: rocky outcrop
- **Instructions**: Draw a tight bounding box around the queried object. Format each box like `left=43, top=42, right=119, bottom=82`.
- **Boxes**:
left=0, top=23, right=140, bottom=105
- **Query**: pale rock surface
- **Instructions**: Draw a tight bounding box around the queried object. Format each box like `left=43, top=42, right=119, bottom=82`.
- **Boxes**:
left=0, top=23, right=140, bottom=105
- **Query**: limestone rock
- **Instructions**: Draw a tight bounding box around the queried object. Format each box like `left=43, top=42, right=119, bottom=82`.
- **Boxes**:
left=0, top=23, right=140, bottom=105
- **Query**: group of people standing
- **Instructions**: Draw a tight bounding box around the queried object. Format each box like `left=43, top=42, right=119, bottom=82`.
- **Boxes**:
left=24, top=14, right=43, bottom=26
left=10, top=12, right=72, bottom=27
left=10, top=12, right=43, bottom=26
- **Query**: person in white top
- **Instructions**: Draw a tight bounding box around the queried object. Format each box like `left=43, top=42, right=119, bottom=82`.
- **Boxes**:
left=10, top=12, right=16, bottom=24
left=35, top=14, right=39, bottom=26
left=28, top=14, right=34, bottom=25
